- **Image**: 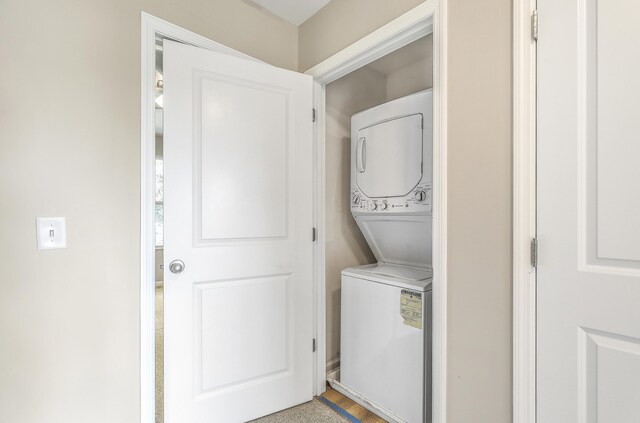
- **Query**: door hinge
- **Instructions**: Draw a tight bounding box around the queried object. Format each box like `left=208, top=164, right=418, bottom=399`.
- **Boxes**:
left=312, top=338, right=317, bottom=352
left=312, top=108, right=317, bottom=123
left=312, top=227, right=317, bottom=242
left=531, top=10, right=539, bottom=41
left=531, top=238, right=538, bottom=268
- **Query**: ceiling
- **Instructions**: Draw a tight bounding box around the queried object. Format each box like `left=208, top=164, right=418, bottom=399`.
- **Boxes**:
left=249, top=0, right=331, bottom=26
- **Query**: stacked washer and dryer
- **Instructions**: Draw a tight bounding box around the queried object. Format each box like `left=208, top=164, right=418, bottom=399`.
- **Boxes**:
left=339, top=90, right=433, bottom=423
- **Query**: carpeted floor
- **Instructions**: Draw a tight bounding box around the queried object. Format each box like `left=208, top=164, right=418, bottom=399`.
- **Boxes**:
left=249, top=398, right=349, bottom=423
left=156, top=286, right=164, bottom=423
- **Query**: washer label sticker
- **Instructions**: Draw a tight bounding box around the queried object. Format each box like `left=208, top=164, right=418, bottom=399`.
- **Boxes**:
left=400, top=289, right=423, bottom=329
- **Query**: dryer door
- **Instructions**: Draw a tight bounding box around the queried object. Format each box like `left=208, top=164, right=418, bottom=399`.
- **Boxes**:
left=355, top=114, right=423, bottom=198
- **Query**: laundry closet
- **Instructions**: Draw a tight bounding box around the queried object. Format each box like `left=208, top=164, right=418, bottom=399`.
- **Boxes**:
left=323, top=34, right=434, bottom=423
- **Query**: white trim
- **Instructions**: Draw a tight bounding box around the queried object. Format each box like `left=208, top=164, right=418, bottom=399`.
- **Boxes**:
left=327, top=378, right=405, bottom=423
left=325, top=357, right=340, bottom=373
left=312, top=80, right=327, bottom=396
left=431, top=3, right=447, bottom=422
left=140, top=13, right=262, bottom=423
left=305, top=2, right=447, bottom=421
left=326, top=366, right=340, bottom=382
left=512, top=1, right=537, bottom=423
left=140, top=14, right=155, bottom=423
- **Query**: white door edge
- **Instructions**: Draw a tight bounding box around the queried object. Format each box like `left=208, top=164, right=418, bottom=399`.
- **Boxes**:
left=305, top=1, right=448, bottom=422
left=140, top=13, right=264, bottom=423
left=512, top=0, right=537, bottom=422
left=312, top=80, right=326, bottom=397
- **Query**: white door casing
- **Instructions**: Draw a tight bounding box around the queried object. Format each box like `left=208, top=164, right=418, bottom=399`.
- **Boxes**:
left=163, top=40, right=314, bottom=422
left=537, top=1, right=640, bottom=422
left=305, top=5, right=447, bottom=421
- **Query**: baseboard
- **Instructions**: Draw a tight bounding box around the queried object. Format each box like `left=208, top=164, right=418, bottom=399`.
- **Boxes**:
left=326, top=375, right=405, bottom=423
left=327, top=367, right=340, bottom=382
left=326, top=357, right=340, bottom=373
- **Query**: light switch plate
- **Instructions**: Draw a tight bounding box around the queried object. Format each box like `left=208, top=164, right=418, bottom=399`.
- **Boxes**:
left=36, top=217, right=67, bottom=250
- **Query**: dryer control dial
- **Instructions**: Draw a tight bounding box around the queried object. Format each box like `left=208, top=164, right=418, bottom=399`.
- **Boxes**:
left=415, top=190, right=427, bottom=202
left=371, top=202, right=378, bottom=211
left=352, top=195, right=361, bottom=205
left=380, top=201, right=388, bottom=211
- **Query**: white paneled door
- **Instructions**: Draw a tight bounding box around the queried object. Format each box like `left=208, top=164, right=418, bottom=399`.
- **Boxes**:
left=163, top=40, right=314, bottom=422
left=537, top=1, right=640, bottom=422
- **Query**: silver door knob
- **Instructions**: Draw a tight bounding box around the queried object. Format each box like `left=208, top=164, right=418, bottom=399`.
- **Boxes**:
left=169, top=260, right=185, bottom=274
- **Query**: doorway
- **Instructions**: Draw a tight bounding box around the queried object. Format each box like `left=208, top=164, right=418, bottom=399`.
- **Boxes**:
left=140, top=2, right=448, bottom=421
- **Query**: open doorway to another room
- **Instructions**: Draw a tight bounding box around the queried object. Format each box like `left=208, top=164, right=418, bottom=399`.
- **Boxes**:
left=153, top=38, right=165, bottom=423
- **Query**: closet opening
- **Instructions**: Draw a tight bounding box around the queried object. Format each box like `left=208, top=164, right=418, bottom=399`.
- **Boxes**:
left=319, top=33, right=434, bottom=423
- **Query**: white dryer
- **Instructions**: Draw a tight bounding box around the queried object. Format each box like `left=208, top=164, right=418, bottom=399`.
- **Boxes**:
left=340, top=90, right=433, bottom=423
left=350, top=89, right=433, bottom=267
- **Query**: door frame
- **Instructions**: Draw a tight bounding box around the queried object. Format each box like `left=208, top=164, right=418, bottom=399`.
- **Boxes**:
left=139, top=13, right=264, bottom=423
left=304, top=2, right=448, bottom=422
left=512, top=0, right=537, bottom=422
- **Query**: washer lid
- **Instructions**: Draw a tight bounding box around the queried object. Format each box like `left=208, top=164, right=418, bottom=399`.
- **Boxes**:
left=342, top=263, right=432, bottom=291
left=354, top=214, right=431, bottom=268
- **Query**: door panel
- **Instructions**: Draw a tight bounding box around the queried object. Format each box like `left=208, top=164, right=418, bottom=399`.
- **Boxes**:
left=580, top=329, right=640, bottom=423
left=163, top=40, right=314, bottom=423
left=590, top=0, right=640, bottom=263
left=537, top=0, right=640, bottom=421
left=197, top=73, right=289, bottom=241
left=195, top=275, right=290, bottom=394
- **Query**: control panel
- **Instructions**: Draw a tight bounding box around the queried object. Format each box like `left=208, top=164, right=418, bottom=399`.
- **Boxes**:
left=351, top=184, right=432, bottom=213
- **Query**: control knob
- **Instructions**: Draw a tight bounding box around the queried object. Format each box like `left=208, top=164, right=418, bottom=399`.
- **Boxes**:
left=371, top=202, right=378, bottom=211
left=380, top=201, right=388, bottom=211
left=415, top=190, right=427, bottom=202
left=352, top=195, right=361, bottom=205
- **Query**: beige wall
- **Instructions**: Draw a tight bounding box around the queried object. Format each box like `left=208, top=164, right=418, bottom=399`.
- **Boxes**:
left=0, top=1, right=297, bottom=422
left=301, top=1, right=513, bottom=422
left=446, top=1, right=511, bottom=421
left=386, top=57, right=433, bottom=100
left=324, top=67, right=385, bottom=369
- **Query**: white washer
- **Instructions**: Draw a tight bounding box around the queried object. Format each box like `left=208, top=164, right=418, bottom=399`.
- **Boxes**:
left=341, top=264, right=432, bottom=423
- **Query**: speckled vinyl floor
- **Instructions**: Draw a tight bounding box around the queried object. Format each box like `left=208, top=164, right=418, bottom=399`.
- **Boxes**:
left=249, top=399, right=348, bottom=423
